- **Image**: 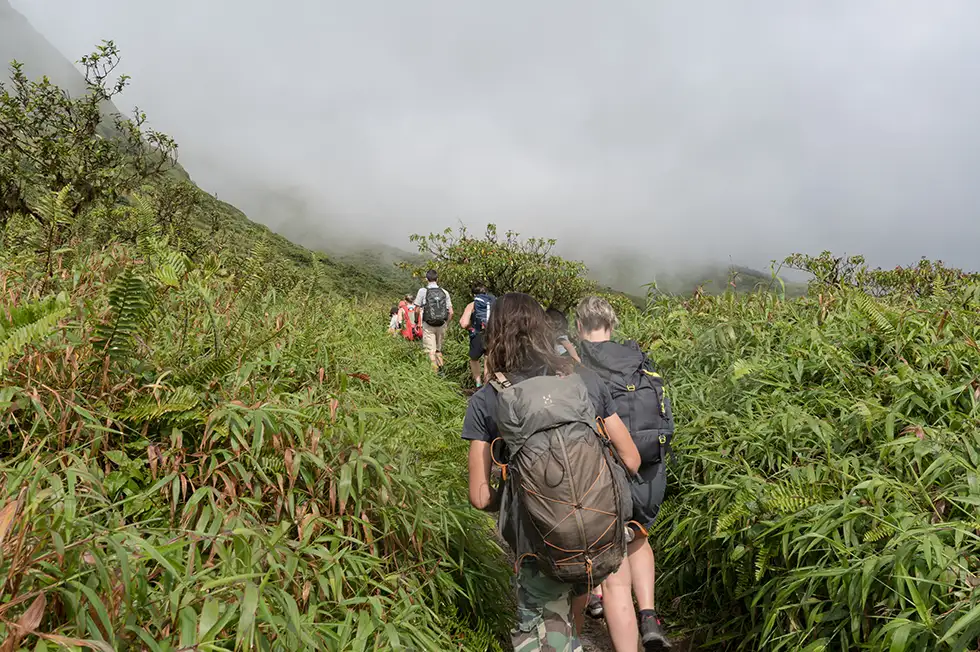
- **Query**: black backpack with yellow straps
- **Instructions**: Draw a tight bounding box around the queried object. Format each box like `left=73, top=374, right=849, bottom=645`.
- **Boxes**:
left=578, top=340, right=675, bottom=466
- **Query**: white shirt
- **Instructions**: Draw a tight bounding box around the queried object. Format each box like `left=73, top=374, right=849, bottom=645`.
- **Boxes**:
left=413, top=282, right=453, bottom=312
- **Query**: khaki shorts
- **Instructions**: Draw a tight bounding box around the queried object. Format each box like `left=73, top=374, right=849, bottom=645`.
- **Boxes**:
left=421, top=323, right=446, bottom=354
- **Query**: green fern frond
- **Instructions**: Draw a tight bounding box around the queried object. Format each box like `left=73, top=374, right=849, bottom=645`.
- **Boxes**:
left=0, top=293, right=70, bottom=370
left=853, top=292, right=895, bottom=334
left=28, top=185, right=74, bottom=228
left=762, top=481, right=825, bottom=516
left=863, top=523, right=895, bottom=543
left=716, top=493, right=751, bottom=535
left=119, top=386, right=203, bottom=423
left=93, top=270, right=154, bottom=360
left=755, top=545, right=771, bottom=581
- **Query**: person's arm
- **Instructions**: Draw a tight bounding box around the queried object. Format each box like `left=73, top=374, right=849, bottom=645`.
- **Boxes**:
left=460, top=302, right=474, bottom=329
left=603, top=413, right=640, bottom=474
left=447, top=291, right=455, bottom=321
left=467, top=440, right=499, bottom=510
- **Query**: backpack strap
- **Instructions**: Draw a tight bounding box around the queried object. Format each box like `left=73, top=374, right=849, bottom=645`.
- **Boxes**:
left=492, top=372, right=512, bottom=388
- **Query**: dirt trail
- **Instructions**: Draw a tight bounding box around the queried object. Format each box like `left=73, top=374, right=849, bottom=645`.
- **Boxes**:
left=579, top=618, right=614, bottom=651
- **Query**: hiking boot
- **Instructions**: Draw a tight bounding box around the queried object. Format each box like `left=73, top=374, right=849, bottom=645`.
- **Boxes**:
left=585, top=593, right=604, bottom=619
left=639, top=611, right=671, bottom=650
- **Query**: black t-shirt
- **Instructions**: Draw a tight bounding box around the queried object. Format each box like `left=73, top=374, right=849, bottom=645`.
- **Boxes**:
left=461, top=367, right=617, bottom=444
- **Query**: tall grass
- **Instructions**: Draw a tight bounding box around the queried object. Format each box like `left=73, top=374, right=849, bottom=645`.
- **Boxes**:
left=622, top=282, right=980, bottom=650
left=0, top=194, right=510, bottom=650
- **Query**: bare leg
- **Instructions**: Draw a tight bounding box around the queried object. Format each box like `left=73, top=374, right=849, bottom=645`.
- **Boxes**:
left=468, top=359, right=482, bottom=384
left=602, top=561, right=641, bottom=651
left=628, top=535, right=656, bottom=611
left=571, top=593, right=587, bottom=636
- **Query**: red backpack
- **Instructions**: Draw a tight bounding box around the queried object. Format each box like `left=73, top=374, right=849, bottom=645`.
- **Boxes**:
left=401, top=304, right=420, bottom=341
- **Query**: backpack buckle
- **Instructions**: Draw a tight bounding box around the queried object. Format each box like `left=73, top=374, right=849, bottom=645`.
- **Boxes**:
left=626, top=384, right=636, bottom=392
left=659, top=434, right=667, bottom=444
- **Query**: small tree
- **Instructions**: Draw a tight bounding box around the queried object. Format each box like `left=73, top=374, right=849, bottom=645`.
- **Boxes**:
left=401, top=224, right=597, bottom=311
left=0, top=41, right=178, bottom=229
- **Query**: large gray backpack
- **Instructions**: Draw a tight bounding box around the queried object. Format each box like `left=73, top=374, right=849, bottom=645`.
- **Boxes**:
left=491, top=371, right=630, bottom=586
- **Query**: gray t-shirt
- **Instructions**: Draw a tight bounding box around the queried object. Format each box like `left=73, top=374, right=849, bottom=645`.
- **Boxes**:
left=413, top=283, right=453, bottom=314
left=462, top=367, right=616, bottom=445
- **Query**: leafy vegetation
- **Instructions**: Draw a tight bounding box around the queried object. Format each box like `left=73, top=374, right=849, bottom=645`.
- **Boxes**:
left=403, top=224, right=597, bottom=311
left=0, top=47, right=510, bottom=651
left=625, top=256, right=980, bottom=651
left=6, top=34, right=980, bottom=652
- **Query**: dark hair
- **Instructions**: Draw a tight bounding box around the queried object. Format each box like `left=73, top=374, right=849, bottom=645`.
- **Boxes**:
left=485, top=293, right=572, bottom=377
left=404, top=293, right=413, bottom=302
left=390, top=305, right=399, bottom=316
left=545, top=307, right=569, bottom=335
left=425, top=269, right=438, bottom=283
left=472, top=282, right=487, bottom=295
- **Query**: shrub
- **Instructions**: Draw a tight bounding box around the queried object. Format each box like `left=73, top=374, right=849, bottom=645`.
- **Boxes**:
left=402, top=224, right=596, bottom=311
left=624, top=273, right=980, bottom=651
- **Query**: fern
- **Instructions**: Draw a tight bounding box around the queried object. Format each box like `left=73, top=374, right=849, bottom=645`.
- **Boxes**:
left=93, top=270, right=154, bottom=360
left=0, top=293, right=70, bottom=370
left=716, top=493, right=751, bottom=535
left=119, top=386, right=203, bottom=423
left=853, top=292, right=895, bottom=335
left=863, top=523, right=895, bottom=544
left=755, top=545, right=771, bottom=582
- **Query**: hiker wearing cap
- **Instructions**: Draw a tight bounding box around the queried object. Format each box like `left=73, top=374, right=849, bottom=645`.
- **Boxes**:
left=413, top=270, right=453, bottom=373
left=575, top=296, right=674, bottom=651
left=463, top=292, right=643, bottom=651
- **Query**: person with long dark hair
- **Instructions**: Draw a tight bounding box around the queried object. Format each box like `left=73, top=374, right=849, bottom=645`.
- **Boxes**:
left=462, top=293, right=644, bottom=651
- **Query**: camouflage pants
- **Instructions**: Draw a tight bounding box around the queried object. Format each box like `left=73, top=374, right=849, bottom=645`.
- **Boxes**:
left=511, top=565, right=584, bottom=652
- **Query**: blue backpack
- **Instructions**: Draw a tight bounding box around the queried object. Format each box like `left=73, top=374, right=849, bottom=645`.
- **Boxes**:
left=472, top=293, right=495, bottom=332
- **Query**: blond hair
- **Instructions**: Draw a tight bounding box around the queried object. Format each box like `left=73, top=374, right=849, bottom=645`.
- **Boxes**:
left=575, top=296, right=618, bottom=333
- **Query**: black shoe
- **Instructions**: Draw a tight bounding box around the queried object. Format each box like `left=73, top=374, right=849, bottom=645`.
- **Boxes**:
left=640, top=611, right=671, bottom=650
left=585, top=593, right=604, bottom=619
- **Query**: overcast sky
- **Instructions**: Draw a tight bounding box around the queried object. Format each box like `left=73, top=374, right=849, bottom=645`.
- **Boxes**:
left=12, top=0, right=980, bottom=270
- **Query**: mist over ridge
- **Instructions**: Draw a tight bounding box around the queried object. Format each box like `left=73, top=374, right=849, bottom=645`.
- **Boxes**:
left=7, top=0, right=980, bottom=282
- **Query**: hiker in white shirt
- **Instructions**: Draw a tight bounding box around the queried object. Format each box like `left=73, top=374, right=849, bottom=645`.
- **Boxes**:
left=413, top=270, right=453, bottom=373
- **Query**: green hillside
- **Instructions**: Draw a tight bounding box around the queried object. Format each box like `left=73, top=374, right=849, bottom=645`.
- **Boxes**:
left=1, top=43, right=511, bottom=650
left=7, top=25, right=980, bottom=652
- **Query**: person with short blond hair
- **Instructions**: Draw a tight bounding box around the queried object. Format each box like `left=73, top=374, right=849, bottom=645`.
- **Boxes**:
left=575, top=295, right=674, bottom=651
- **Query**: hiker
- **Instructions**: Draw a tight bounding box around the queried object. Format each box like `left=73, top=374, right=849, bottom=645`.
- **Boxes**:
left=388, top=305, right=401, bottom=335
left=399, top=294, right=421, bottom=341
left=575, top=296, right=674, bottom=651
left=463, top=292, right=644, bottom=652
left=546, top=307, right=581, bottom=363
left=458, top=283, right=495, bottom=387
left=413, top=270, right=453, bottom=372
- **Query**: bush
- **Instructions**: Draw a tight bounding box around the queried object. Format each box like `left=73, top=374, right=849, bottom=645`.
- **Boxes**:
left=623, top=274, right=980, bottom=651
left=402, top=224, right=596, bottom=311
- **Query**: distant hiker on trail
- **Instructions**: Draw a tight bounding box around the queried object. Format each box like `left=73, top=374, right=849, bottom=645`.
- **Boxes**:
left=413, top=270, right=453, bottom=373
left=398, top=294, right=421, bottom=341
left=462, top=292, right=643, bottom=652
left=576, top=296, right=674, bottom=651
left=388, top=305, right=401, bottom=334
left=459, top=283, right=495, bottom=388
left=546, top=307, right=581, bottom=363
